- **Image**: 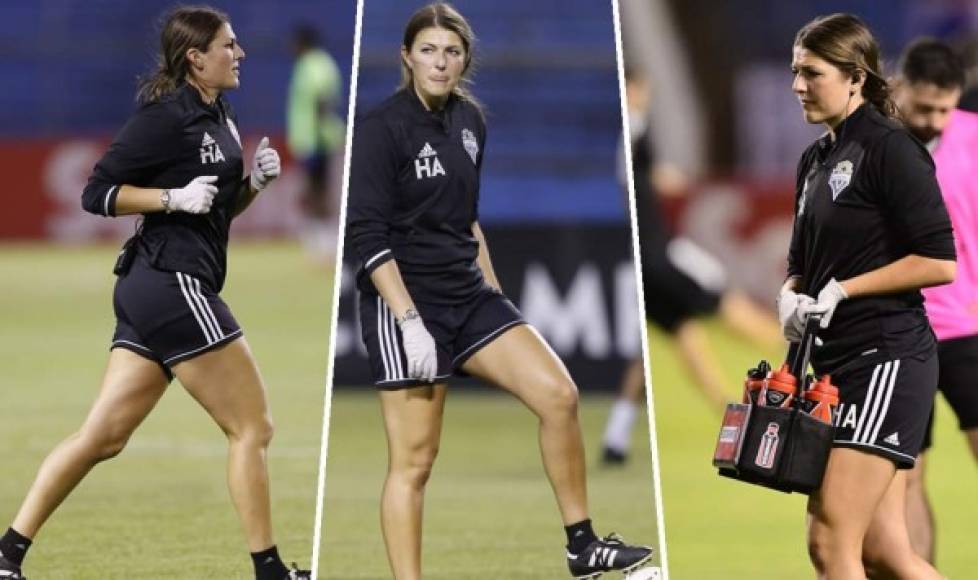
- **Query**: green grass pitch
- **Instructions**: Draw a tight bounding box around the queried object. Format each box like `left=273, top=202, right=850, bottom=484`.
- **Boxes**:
left=0, top=242, right=330, bottom=579
left=319, top=388, right=663, bottom=579
left=649, top=322, right=975, bottom=578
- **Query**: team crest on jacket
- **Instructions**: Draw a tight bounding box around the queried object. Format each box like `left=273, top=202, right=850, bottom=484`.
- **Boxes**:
left=462, top=128, right=478, bottom=165
left=828, top=159, right=853, bottom=200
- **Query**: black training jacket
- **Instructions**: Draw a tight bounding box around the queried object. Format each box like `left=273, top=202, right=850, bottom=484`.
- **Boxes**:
left=347, top=89, right=488, bottom=304
left=788, top=103, right=955, bottom=372
left=82, top=83, right=246, bottom=292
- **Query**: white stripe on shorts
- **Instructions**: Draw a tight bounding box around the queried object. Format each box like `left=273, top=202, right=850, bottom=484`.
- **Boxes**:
left=853, top=362, right=884, bottom=443
left=853, top=360, right=900, bottom=445
left=190, top=276, right=224, bottom=341
left=177, top=273, right=214, bottom=343
left=385, top=302, right=405, bottom=379
left=858, top=362, right=891, bottom=444
left=376, top=296, right=393, bottom=380
left=867, top=359, right=900, bottom=445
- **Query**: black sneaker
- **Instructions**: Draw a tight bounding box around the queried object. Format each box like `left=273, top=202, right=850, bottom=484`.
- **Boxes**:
left=601, top=446, right=628, bottom=466
left=285, top=562, right=310, bottom=579
left=566, top=533, right=653, bottom=579
left=0, top=556, right=25, bottom=580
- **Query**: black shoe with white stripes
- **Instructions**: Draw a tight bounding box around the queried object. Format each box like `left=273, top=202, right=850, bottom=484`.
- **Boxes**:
left=566, top=533, right=653, bottom=579
left=285, top=562, right=310, bottom=579
left=0, top=555, right=25, bottom=580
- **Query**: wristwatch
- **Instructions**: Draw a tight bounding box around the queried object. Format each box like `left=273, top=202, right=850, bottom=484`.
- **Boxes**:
left=397, top=308, right=420, bottom=329
left=160, top=189, right=172, bottom=213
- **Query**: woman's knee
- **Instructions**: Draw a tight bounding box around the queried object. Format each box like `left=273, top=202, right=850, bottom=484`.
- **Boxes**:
left=807, top=525, right=833, bottom=573
left=229, top=415, right=275, bottom=449
left=76, top=427, right=131, bottom=462
left=391, top=442, right=440, bottom=488
left=807, top=518, right=862, bottom=573
left=537, top=374, right=579, bottom=417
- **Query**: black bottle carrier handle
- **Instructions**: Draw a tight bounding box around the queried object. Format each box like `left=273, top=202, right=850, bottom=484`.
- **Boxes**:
left=711, top=315, right=836, bottom=494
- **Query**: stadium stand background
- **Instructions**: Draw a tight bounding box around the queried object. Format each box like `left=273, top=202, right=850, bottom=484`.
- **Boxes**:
left=0, top=0, right=355, bottom=240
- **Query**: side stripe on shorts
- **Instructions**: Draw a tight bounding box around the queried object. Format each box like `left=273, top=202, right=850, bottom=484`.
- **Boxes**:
left=176, top=272, right=225, bottom=345
left=853, top=359, right=900, bottom=445
left=377, top=296, right=405, bottom=381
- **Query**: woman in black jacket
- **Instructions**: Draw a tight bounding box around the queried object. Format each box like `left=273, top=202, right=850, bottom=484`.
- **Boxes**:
left=0, top=7, right=306, bottom=579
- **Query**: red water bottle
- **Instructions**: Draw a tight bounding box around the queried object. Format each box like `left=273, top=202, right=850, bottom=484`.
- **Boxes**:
left=758, top=363, right=797, bottom=408
left=802, top=374, right=839, bottom=424
left=742, top=360, right=771, bottom=404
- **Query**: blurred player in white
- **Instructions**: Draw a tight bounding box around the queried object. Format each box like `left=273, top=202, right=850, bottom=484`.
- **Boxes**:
left=602, top=69, right=782, bottom=464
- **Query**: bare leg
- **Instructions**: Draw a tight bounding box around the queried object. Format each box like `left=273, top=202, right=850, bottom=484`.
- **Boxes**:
left=378, top=384, right=447, bottom=580
left=462, top=325, right=588, bottom=525
left=903, top=453, right=935, bottom=563
left=172, top=337, right=276, bottom=553
left=673, top=320, right=732, bottom=410
left=863, top=470, right=943, bottom=579
left=807, top=448, right=941, bottom=580
left=12, top=349, right=168, bottom=538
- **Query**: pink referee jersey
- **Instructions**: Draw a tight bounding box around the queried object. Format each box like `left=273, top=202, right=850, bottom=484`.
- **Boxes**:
left=923, top=108, right=978, bottom=341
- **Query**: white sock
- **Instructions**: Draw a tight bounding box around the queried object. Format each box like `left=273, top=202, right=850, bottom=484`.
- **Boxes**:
left=603, top=398, right=639, bottom=452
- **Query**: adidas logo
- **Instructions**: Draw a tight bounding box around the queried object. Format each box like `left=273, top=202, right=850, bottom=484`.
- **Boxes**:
left=883, top=432, right=900, bottom=446
left=417, top=142, right=437, bottom=158
left=199, top=132, right=225, bottom=164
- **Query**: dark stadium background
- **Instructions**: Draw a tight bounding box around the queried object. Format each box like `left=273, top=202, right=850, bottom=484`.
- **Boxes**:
left=0, top=0, right=355, bottom=242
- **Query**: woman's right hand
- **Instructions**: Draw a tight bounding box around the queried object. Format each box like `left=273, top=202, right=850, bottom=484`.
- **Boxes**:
left=398, top=314, right=438, bottom=382
left=777, top=288, right=816, bottom=342
left=167, top=175, right=219, bottom=214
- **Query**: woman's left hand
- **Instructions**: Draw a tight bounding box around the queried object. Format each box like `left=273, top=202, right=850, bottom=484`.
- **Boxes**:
left=250, top=136, right=281, bottom=192
left=801, top=278, right=849, bottom=329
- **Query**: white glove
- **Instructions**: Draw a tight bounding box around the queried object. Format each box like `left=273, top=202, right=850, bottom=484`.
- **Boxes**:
left=168, top=175, right=218, bottom=214
left=801, top=278, right=848, bottom=329
left=777, top=287, right=816, bottom=342
left=250, top=136, right=281, bottom=192
left=398, top=312, right=438, bottom=382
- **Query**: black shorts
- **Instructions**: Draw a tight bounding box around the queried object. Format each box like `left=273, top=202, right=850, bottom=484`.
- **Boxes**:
left=359, top=287, right=525, bottom=389
left=830, top=353, right=938, bottom=469
left=643, top=239, right=724, bottom=333
left=111, top=257, right=242, bottom=375
left=921, top=334, right=978, bottom=451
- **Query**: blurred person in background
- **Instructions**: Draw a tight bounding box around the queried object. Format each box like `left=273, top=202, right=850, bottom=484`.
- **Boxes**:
left=601, top=68, right=783, bottom=465
left=783, top=14, right=954, bottom=579
left=0, top=7, right=308, bottom=579
left=287, top=25, right=345, bottom=265
left=886, top=37, right=978, bottom=566
left=346, top=4, right=654, bottom=579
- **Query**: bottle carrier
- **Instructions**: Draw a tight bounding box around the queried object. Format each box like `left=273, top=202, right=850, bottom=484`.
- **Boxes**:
left=712, top=315, right=836, bottom=494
